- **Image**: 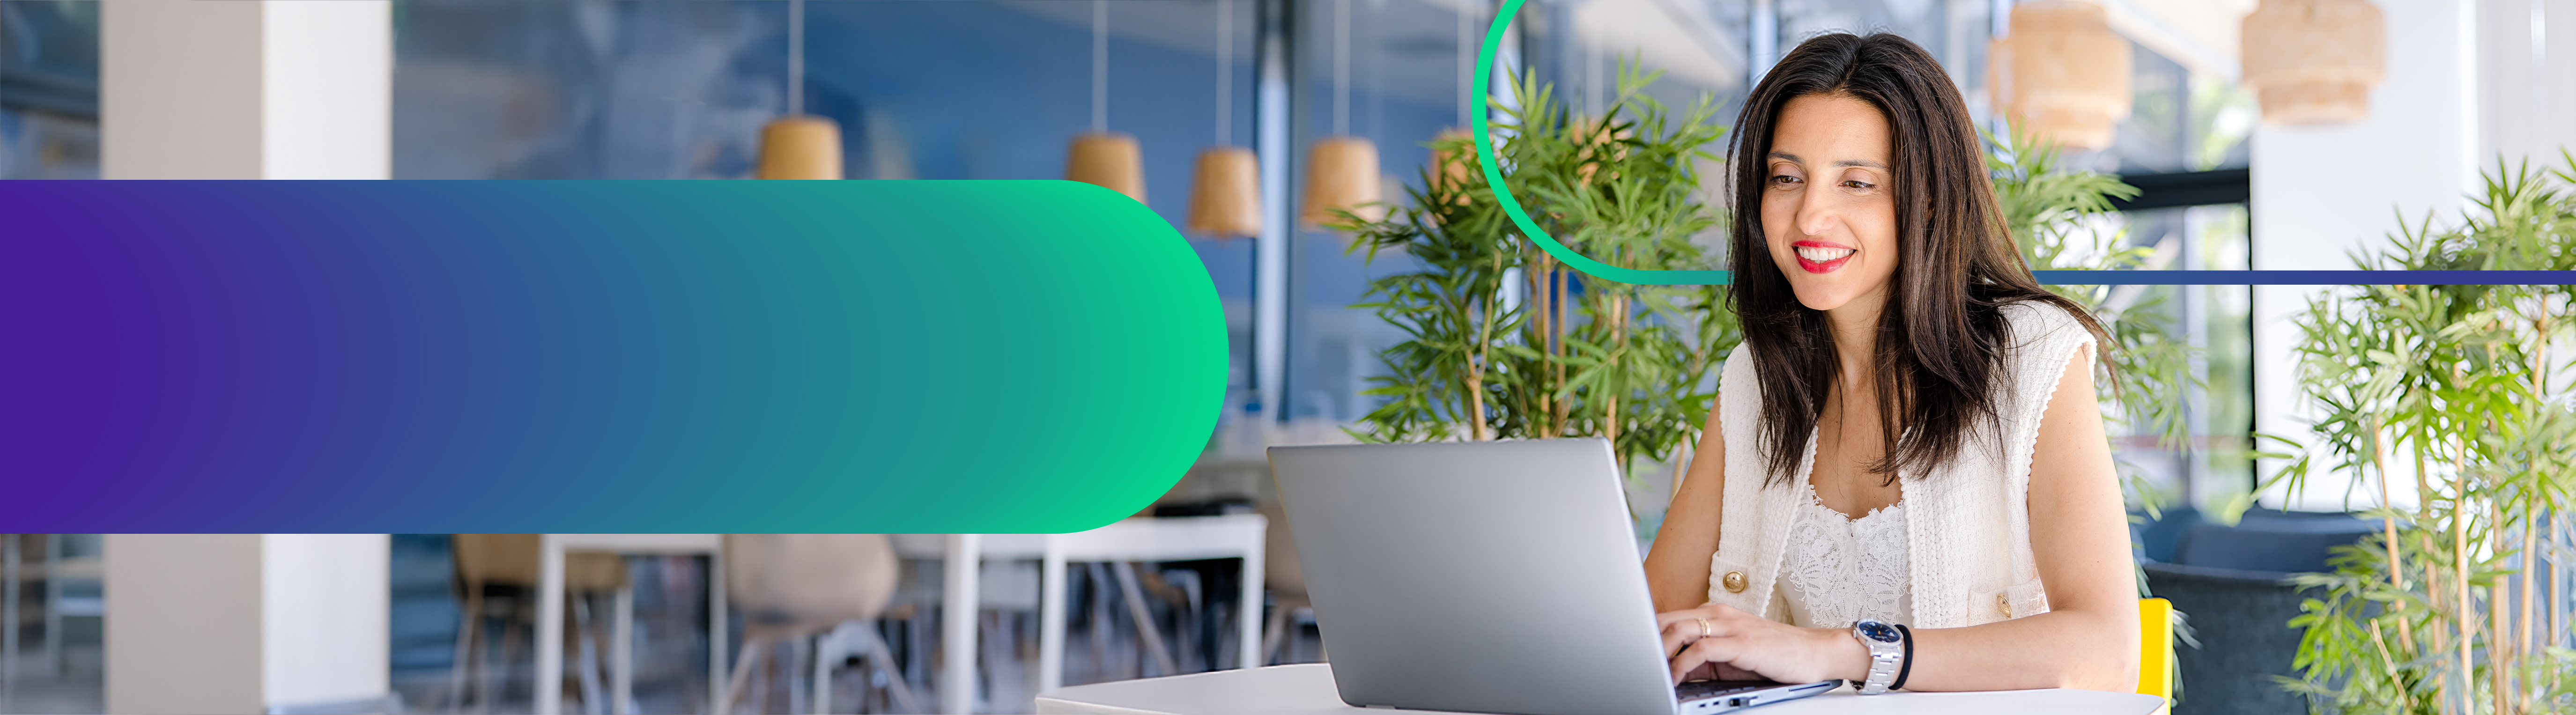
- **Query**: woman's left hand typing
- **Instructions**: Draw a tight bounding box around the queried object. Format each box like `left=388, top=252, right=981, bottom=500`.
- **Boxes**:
left=1656, top=604, right=1865, bottom=686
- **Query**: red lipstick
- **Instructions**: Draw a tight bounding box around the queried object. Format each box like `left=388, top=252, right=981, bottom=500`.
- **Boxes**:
left=1792, top=240, right=1856, bottom=273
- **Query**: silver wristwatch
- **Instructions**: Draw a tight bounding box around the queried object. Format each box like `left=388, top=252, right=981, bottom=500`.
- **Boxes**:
left=1850, top=619, right=1905, bottom=695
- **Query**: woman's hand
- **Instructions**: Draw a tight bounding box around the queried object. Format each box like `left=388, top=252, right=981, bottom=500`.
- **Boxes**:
left=1657, top=604, right=1865, bottom=685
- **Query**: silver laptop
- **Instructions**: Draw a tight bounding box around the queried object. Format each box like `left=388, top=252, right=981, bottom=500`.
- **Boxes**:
left=1268, top=438, right=1839, bottom=715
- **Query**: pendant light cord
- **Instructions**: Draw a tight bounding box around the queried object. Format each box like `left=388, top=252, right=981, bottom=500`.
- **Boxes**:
left=1217, top=0, right=1233, bottom=146
left=1093, top=0, right=1110, bottom=133
left=1333, top=0, right=1350, bottom=136
left=787, top=0, right=805, bottom=117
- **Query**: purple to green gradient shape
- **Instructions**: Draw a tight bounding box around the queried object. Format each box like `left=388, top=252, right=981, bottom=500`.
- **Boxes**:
left=0, top=181, right=1224, bottom=533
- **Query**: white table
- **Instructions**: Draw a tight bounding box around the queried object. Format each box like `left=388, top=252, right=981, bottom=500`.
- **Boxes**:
left=893, top=515, right=1268, bottom=715
left=535, top=534, right=728, bottom=715
left=1034, top=663, right=2169, bottom=715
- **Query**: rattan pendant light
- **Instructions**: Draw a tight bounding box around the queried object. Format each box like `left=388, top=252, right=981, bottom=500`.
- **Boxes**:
left=1301, top=0, right=1380, bottom=226
left=1066, top=0, right=1147, bottom=202
left=1987, top=0, right=2131, bottom=150
left=1187, top=0, right=1261, bottom=237
left=758, top=0, right=844, bottom=179
left=2241, top=0, right=2385, bottom=125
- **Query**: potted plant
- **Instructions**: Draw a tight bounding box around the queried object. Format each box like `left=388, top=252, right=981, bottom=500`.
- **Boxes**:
left=1329, top=63, right=1733, bottom=510
left=2274, top=155, right=2576, bottom=714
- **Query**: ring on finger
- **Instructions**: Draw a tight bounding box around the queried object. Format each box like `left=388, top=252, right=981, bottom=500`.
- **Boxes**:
left=1695, top=618, right=1712, bottom=639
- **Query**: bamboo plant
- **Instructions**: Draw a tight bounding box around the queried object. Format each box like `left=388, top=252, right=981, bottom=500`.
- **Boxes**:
left=2275, top=154, right=2576, bottom=714
left=1331, top=62, right=1733, bottom=492
left=1986, top=125, right=2197, bottom=464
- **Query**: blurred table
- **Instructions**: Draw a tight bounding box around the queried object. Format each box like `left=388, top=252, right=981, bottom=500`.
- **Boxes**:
left=893, top=515, right=1267, bottom=714
left=535, top=534, right=725, bottom=715
left=1034, top=663, right=2169, bottom=715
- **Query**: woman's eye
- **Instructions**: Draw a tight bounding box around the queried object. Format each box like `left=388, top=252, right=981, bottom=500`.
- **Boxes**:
left=1769, top=175, right=1802, bottom=186
left=1840, top=179, right=1876, bottom=190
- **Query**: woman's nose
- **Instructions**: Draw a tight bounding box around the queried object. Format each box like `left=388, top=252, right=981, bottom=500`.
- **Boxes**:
left=1796, top=194, right=1841, bottom=236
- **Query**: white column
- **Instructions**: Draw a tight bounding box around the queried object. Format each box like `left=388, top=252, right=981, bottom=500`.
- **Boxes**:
left=2475, top=0, right=2576, bottom=167
left=100, top=0, right=391, bottom=179
left=940, top=535, right=982, bottom=715
left=1253, top=1, right=1292, bottom=424
left=261, top=535, right=393, bottom=710
left=104, top=535, right=389, bottom=715
left=2251, top=0, right=2480, bottom=511
left=261, top=0, right=393, bottom=179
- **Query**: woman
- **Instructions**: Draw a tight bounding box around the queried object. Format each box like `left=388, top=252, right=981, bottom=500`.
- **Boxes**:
left=1642, top=33, right=2139, bottom=693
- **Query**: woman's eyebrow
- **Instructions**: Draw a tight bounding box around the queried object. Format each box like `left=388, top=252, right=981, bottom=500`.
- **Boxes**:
left=1769, top=151, right=1886, bottom=170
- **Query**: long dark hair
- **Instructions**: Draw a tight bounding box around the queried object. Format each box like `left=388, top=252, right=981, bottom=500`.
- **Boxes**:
left=1726, top=32, right=2107, bottom=486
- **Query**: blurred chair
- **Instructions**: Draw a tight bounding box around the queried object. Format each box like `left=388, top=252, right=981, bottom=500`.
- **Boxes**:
left=444, top=534, right=629, bottom=715
left=1257, top=498, right=1316, bottom=664
left=2139, top=508, right=2373, bottom=715
left=2138, top=597, right=2171, bottom=715
left=721, top=534, right=913, bottom=715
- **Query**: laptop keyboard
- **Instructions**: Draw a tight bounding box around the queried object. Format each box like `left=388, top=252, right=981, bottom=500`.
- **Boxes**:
left=1675, top=679, right=1781, bottom=701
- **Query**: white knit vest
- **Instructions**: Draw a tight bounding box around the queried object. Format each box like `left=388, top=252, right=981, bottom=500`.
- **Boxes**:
left=1703, top=301, right=2095, bottom=629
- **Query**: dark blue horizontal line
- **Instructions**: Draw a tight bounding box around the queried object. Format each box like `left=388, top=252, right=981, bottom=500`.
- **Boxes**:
left=2031, top=270, right=2576, bottom=286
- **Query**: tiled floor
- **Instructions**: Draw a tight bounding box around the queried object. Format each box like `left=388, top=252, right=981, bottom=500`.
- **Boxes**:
left=0, top=641, right=104, bottom=715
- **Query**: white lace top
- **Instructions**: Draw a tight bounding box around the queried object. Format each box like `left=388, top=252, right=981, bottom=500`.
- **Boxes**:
left=1707, top=301, right=2096, bottom=628
left=1776, top=484, right=1913, bottom=628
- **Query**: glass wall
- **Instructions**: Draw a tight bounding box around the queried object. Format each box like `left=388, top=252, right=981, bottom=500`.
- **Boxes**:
left=1282, top=0, right=1470, bottom=424
left=396, top=0, right=1264, bottom=416
left=0, top=0, right=100, bottom=179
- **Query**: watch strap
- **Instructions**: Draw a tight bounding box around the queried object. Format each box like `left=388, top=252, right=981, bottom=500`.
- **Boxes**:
left=1890, top=624, right=1913, bottom=691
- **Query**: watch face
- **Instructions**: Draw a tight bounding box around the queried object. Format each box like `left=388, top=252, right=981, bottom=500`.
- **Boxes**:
left=1856, top=621, right=1901, bottom=643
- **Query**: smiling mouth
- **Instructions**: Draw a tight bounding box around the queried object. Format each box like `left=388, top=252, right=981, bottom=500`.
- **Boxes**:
left=1794, top=245, right=1856, bottom=273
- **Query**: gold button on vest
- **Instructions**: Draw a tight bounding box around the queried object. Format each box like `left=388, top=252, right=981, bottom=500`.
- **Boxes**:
left=1722, top=571, right=1747, bottom=593
left=1997, top=594, right=2013, bottom=619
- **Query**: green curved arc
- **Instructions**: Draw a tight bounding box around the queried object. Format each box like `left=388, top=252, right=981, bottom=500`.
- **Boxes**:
left=1472, top=0, right=1732, bottom=287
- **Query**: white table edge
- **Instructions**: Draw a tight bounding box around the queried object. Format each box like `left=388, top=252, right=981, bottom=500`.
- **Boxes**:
left=1032, top=663, right=2170, bottom=715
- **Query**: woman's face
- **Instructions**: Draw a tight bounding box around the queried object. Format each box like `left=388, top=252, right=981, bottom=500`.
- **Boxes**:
left=1760, top=93, right=1899, bottom=314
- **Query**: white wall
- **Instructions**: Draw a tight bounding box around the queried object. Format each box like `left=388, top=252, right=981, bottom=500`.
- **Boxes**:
left=102, top=535, right=391, bottom=714
left=99, top=0, right=263, bottom=179
left=101, top=0, right=391, bottom=179
left=102, top=535, right=266, bottom=715
left=2251, top=0, right=2479, bottom=510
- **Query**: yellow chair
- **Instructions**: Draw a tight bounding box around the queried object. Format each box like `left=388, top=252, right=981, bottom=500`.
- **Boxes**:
left=2139, top=597, right=2173, bottom=714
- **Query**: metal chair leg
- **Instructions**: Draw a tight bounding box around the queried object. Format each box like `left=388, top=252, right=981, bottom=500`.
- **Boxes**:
left=490, top=603, right=526, bottom=715
left=4, top=534, right=19, bottom=715
left=1110, top=563, right=1177, bottom=678
left=722, top=636, right=767, bottom=715
left=1260, top=599, right=1289, bottom=666
left=786, top=637, right=808, bottom=715
left=809, top=632, right=831, bottom=715
left=574, top=595, right=605, bottom=715
left=443, top=590, right=483, bottom=713
left=852, top=624, right=922, bottom=714
left=39, top=535, right=61, bottom=680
